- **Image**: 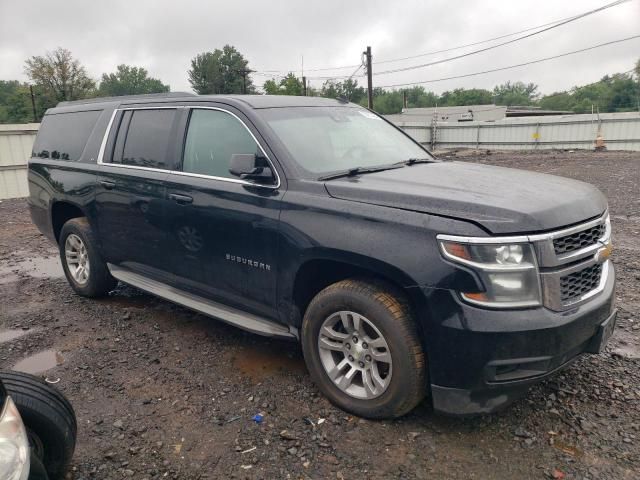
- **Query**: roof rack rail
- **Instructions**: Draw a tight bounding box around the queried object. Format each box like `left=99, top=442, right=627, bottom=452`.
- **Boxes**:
left=56, top=92, right=196, bottom=107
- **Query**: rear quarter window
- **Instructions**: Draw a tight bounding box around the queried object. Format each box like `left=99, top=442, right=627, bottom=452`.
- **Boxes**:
left=32, top=110, right=101, bottom=161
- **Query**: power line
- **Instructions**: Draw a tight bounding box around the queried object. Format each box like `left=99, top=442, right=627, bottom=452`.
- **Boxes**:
left=251, top=0, right=633, bottom=75
left=372, top=17, right=601, bottom=66
left=373, top=0, right=631, bottom=76
left=376, top=35, right=640, bottom=88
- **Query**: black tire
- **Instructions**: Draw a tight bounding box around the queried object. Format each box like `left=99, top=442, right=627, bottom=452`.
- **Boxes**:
left=59, top=217, right=117, bottom=297
left=0, top=371, right=77, bottom=480
left=301, top=278, right=426, bottom=419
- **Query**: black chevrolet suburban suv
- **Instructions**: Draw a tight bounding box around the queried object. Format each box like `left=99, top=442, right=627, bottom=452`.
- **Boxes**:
left=28, top=93, right=616, bottom=418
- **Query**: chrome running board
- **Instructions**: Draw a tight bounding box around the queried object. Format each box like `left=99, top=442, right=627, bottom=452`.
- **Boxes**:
left=108, top=264, right=297, bottom=339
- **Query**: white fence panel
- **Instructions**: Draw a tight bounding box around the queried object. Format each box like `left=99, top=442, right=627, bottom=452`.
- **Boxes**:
left=393, top=121, right=432, bottom=144
left=391, top=112, right=640, bottom=151
left=0, top=124, right=38, bottom=200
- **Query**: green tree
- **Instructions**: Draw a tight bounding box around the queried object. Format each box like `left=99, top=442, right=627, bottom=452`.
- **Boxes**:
left=492, top=81, right=539, bottom=106
left=0, top=82, right=56, bottom=123
left=188, top=45, right=254, bottom=94
left=263, top=73, right=304, bottom=95
left=98, top=65, right=169, bottom=97
left=0, top=81, right=21, bottom=122
left=541, top=72, right=638, bottom=113
left=354, top=88, right=404, bottom=114
left=0, top=81, right=20, bottom=107
left=320, top=79, right=366, bottom=103
left=538, top=91, right=575, bottom=111
left=24, top=47, right=96, bottom=102
left=404, top=86, right=438, bottom=108
left=439, top=88, right=493, bottom=106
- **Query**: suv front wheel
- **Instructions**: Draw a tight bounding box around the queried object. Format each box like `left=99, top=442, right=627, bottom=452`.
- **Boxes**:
left=301, top=278, right=426, bottom=419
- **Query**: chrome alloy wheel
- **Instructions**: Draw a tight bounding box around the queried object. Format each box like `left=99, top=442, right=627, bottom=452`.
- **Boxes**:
left=317, top=311, right=392, bottom=399
left=64, top=233, right=90, bottom=285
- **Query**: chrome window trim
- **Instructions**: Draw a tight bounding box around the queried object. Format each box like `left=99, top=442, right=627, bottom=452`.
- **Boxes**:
left=96, top=105, right=281, bottom=190
left=96, top=108, right=118, bottom=165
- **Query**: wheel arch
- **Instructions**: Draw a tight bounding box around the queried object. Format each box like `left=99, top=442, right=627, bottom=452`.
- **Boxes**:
left=289, top=249, right=425, bottom=327
left=50, top=201, right=88, bottom=243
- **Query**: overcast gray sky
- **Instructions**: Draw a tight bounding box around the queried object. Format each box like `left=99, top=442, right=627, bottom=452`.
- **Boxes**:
left=0, top=0, right=638, bottom=96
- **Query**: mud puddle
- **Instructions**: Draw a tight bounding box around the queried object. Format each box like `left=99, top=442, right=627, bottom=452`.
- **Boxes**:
left=12, top=349, right=64, bottom=374
left=0, top=328, right=35, bottom=344
left=0, top=255, right=64, bottom=284
left=611, top=329, right=640, bottom=360
left=611, top=343, right=640, bottom=360
left=231, top=342, right=307, bottom=382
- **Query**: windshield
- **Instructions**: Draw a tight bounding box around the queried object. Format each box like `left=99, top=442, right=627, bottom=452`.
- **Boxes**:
left=258, top=106, right=432, bottom=175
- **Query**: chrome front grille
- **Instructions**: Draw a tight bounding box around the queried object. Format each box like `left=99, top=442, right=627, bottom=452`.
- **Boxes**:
left=553, top=224, right=605, bottom=255
left=533, top=212, right=611, bottom=311
left=560, top=263, right=603, bottom=303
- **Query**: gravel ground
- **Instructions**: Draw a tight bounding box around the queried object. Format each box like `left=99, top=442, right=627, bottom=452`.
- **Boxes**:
left=0, top=149, right=639, bottom=479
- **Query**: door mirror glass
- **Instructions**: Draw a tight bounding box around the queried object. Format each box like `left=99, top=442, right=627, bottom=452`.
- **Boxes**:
left=229, top=154, right=274, bottom=184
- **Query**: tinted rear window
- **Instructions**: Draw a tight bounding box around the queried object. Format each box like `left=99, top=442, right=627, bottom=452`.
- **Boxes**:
left=114, top=109, right=176, bottom=169
left=32, top=110, right=101, bottom=161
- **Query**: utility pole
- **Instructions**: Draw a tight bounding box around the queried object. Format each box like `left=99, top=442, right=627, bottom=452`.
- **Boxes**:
left=402, top=90, right=408, bottom=110
left=364, top=46, right=373, bottom=110
left=29, top=85, right=37, bottom=123
left=238, top=69, right=252, bottom=94
left=302, top=76, right=307, bottom=96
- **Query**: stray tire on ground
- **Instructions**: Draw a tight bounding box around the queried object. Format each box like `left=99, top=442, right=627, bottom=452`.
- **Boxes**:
left=0, top=371, right=77, bottom=480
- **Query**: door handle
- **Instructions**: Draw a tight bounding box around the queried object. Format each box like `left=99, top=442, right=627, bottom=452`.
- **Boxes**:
left=169, top=193, right=193, bottom=204
left=100, top=180, right=116, bottom=190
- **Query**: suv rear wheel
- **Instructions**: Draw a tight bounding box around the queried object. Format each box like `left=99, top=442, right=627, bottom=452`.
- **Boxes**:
left=301, top=278, right=426, bottom=419
left=59, top=217, right=117, bottom=297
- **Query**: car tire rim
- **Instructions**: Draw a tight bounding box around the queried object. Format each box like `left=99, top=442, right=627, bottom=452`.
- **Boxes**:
left=317, top=311, right=392, bottom=399
left=65, top=233, right=90, bottom=285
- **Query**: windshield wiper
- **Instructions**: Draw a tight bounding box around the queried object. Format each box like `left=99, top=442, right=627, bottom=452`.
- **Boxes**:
left=318, top=164, right=404, bottom=181
left=393, top=158, right=433, bottom=166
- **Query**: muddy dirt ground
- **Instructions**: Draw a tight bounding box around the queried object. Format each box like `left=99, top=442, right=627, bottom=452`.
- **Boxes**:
left=1, top=149, right=639, bottom=479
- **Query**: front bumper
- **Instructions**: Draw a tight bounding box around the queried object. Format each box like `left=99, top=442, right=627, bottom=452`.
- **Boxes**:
left=418, top=261, right=616, bottom=415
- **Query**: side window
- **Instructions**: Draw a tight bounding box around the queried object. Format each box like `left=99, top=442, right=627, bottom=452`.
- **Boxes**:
left=183, top=109, right=259, bottom=178
left=113, top=109, right=176, bottom=169
left=32, top=110, right=101, bottom=161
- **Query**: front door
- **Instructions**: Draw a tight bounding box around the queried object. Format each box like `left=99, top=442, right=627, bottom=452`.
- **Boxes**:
left=162, top=107, right=284, bottom=320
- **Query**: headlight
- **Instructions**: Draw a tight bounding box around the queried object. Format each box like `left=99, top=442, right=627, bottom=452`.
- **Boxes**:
left=0, top=397, right=30, bottom=480
left=439, top=239, right=541, bottom=308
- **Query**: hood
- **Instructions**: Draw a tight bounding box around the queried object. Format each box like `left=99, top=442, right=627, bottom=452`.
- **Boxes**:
left=324, top=161, right=607, bottom=234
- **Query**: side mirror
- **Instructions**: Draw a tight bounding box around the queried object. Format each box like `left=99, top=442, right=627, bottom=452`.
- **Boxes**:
left=229, top=153, right=275, bottom=184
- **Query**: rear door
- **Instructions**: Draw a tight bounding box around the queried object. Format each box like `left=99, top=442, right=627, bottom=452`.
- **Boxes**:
left=95, top=107, right=182, bottom=281
left=161, top=106, right=285, bottom=319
